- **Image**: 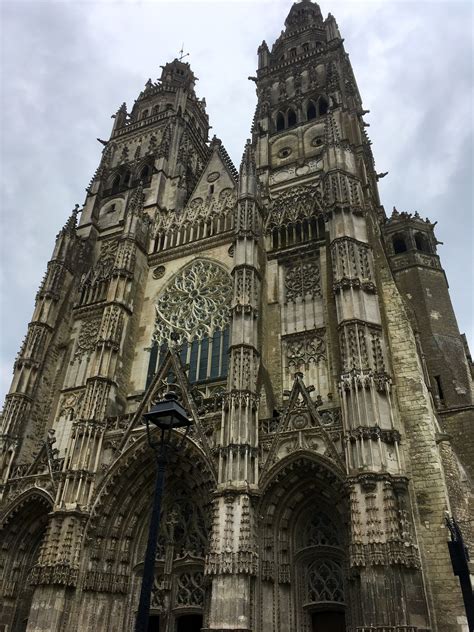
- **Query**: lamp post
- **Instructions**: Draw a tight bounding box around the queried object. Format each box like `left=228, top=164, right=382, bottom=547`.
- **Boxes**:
left=446, top=513, right=474, bottom=631
left=134, top=391, right=192, bottom=632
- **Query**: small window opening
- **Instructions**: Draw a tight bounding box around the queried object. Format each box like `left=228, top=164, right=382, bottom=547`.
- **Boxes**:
left=287, top=108, right=297, bottom=127
left=434, top=375, right=445, bottom=402
left=209, top=184, right=214, bottom=194
left=393, top=236, right=407, bottom=254
left=122, top=171, right=131, bottom=188
left=290, top=47, right=297, bottom=57
left=279, top=147, right=292, bottom=158
left=142, top=109, right=149, bottom=119
left=307, top=101, right=317, bottom=120
left=140, top=165, right=151, bottom=181
left=107, top=203, right=116, bottom=214
left=415, top=233, right=430, bottom=253
left=276, top=112, right=285, bottom=131
left=318, top=96, right=329, bottom=115
left=111, top=175, right=120, bottom=194
left=152, top=105, right=159, bottom=115
left=303, top=42, right=310, bottom=52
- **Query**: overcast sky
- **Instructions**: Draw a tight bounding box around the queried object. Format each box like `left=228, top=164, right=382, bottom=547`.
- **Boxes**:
left=0, top=0, right=472, bottom=401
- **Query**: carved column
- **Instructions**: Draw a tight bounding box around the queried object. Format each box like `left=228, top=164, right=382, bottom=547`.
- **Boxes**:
left=323, top=106, right=429, bottom=629
left=26, top=188, right=151, bottom=632
left=205, top=142, right=262, bottom=631
left=0, top=207, right=81, bottom=492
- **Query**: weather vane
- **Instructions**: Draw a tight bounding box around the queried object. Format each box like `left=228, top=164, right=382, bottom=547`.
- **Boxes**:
left=178, top=43, right=189, bottom=62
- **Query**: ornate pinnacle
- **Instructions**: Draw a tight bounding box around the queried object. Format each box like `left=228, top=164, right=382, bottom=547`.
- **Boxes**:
left=239, top=139, right=256, bottom=178
left=62, top=204, right=80, bottom=235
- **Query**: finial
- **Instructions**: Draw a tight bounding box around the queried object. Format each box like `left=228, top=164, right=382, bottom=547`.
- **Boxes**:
left=178, top=43, right=189, bottom=62
left=210, top=135, right=221, bottom=147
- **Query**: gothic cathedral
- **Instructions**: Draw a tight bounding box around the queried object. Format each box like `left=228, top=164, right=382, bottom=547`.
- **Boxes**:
left=1, top=2, right=472, bottom=631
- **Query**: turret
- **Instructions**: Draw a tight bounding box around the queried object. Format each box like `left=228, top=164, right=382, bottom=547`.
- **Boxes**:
left=382, top=208, right=473, bottom=408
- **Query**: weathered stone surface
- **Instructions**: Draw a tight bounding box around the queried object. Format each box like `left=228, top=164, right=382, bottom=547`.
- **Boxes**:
left=1, top=2, right=472, bottom=631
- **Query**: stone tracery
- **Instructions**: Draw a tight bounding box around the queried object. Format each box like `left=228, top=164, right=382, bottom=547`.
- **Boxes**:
left=153, top=260, right=231, bottom=348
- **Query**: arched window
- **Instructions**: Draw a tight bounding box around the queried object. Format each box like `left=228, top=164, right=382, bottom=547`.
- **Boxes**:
left=140, top=164, right=151, bottom=181
left=122, top=171, right=131, bottom=188
left=287, top=108, right=297, bottom=127
left=152, top=105, right=160, bottom=115
left=307, top=101, right=317, bottom=120
left=272, top=227, right=279, bottom=250
left=318, top=96, right=329, bottom=116
left=415, top=233, right=430, bottom=253
left=147, top=260, right=232, bottom=387
left=141, top=109, right=149, bottom=119
left=393, top=235, right=407, bottom=254
left=111, top=175, right=120, bottom=194
left=276, top=112, right=285, bottom=131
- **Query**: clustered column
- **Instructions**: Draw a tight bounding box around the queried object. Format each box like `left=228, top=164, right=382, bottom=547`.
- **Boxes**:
left=205, top=142, right=262, bottom=632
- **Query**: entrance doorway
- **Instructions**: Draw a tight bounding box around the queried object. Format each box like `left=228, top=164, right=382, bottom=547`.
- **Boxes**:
left=147, top=614, right=160, bottom=632
left=176, top=614, right=203, bottom=632
left=311, top=610, right=345, bottom=632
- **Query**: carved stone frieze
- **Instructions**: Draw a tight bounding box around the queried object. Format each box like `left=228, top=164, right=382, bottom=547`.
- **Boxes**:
left=331, top=237, right=376, bottom=294
left=323, top=170, right=363, bottom=210
left=205, top=551, right=258, bottom=576
left=80, top=240, right=118, bottom=288
left=266, top=182, right=324, bottom=229
left=29, top=563, right=79, bottom=587
left=284, top=329, right=326, bottom=368
left=283, top=258, right=321, bottom=302
left=98, top=305, right=125, bottom=348
left=339, top=369, right=391, bottom=393
left=82, top=570, right=129, bottom=593
left=349, top=541, right=420, bottom=569
left=339, top=321, right=386, bottom=374
left=269, top=158, right=323, bottom=186
left=346, top=426, right=401, bottom=444
left=74, top=317, right=101, bottom=359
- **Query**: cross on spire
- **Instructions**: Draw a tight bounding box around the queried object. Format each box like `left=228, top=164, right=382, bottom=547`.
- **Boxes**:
left=178, top=43, right=189, bottom=62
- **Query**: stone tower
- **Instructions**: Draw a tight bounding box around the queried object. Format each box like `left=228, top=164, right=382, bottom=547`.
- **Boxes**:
left=1, top=2, right=472, bottom=632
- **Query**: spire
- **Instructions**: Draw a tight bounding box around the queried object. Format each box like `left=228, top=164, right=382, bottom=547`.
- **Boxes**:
left=284, top=0, right=323, bottom=30
left=111, top=102, right=127, bottom=135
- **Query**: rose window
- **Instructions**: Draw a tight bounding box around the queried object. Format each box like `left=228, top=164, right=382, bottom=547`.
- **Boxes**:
left=147, top=260, right=232, bottom=386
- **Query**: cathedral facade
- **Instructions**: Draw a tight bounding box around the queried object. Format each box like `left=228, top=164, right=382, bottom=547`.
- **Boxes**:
left=1, top=2, right=472, bottom=631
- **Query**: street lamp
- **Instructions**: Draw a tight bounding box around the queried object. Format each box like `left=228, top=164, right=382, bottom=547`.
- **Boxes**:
left=445, top=513, right=474, bottom=632
left=135, top=391, right=192, bottom=632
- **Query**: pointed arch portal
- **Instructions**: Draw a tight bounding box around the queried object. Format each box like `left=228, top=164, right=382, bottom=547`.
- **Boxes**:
left=0, top=490, right=53, bottom=632
left=259, top=454, right=348, bottom=632
left=83, top=431, right=215, bottom=631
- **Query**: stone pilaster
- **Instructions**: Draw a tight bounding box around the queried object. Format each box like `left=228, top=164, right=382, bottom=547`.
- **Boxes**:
left=205, top=142, right=262, bottom=631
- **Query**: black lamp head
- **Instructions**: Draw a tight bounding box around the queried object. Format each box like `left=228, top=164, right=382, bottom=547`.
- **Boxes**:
left=143, top=391, right=191, bottom=431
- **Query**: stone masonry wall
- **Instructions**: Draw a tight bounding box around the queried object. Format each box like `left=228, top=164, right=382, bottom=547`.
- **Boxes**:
left=375, top=237, right=466, bottom=631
